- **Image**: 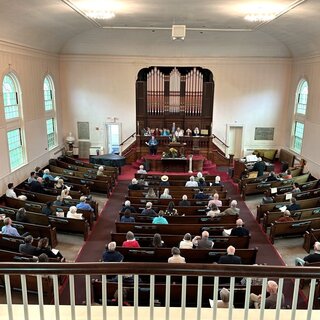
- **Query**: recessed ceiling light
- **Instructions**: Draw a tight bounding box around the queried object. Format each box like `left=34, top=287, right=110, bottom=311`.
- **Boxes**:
left=86, top=10, right=115, bottom=20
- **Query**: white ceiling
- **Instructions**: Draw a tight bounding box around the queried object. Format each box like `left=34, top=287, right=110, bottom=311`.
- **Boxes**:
left=0, top=0, right=318, bottom=58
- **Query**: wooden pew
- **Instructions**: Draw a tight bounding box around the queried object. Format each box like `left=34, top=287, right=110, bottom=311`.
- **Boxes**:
left=4, top=197, right=95, bottom=229
left=111, top=232, right=251, bottom=249
left=117, top=247, right=258, bottom=264
left=14, top=187, right=99, bottom=215
left=60, top=155, right=118, bottom=176
left=92, top=279, right=262, bottom=307
left=303, top=228, right=320, bottom=253
left=269, top=218, right=320, bottom=243
left=127, top=189, right=228, bottom=199
left=0, top=234, right=40, bottom=253
left=115, top=222, right=236, bottom=236
left=256, top=197, right=320, bottom=222
left=118, top=213, right=238, bottom=225
left=262, top=206, right=320, bottom=231
left=273, top=187, right=320, bottom=203
left=134, top=173, right=218, bottom=181
left=0, top=205, right=89, bottom=241
left=0, top=218, right=57, bottom=247
left=125, top=196, right=231, bottom=207
left=128, top=203, right=230, bottom=215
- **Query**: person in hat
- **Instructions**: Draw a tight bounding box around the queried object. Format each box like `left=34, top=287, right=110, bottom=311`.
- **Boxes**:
left=76, top=196, right=94, bottom=211
left=160, top=175, right=170, bottom=187
left=146, top=135, right=158, bottom=155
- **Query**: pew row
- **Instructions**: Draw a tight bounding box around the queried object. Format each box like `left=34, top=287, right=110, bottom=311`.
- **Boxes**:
left=273, top=186, right=320, bottom=203
left=303, top=229, right=320, bottom=253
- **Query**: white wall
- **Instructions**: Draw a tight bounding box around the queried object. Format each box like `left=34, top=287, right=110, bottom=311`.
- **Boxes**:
left=60, top=55, right=291, bottom=156
left=288, top=56, right=320, bottom=178
left=0, top=42, right=62, bottom=194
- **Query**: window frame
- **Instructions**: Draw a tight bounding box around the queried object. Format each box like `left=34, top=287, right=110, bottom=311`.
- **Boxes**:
left=46, top=117, right=57, bottom=150
left=2, top=73, right=20, bottom=120
left=7, top=128, right=25, bottom=170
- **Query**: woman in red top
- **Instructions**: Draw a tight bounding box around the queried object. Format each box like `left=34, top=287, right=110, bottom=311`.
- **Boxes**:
left=122, top=231, right=140, bottom=248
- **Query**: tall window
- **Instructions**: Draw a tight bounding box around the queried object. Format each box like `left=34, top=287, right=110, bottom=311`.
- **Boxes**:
left=2, top=74, right=19, bottom=119
left=292, top=80, right=308, bottom=154
left=46, top=118, right=55, bottom=149
left=7, top=128, right=24, bottom=169
left=44, top=75, right=57, bottom=149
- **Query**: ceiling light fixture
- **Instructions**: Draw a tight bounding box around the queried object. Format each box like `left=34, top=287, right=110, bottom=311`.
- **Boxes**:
left=85, top=10, right=115, bottom=20
left=244, top=12, right=276, bottom=22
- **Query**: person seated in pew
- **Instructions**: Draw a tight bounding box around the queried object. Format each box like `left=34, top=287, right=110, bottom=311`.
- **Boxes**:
left=54, top=178, right=65, bottom=190
left=152, top=233, right=164, bottom=248
left=41, top=201, right=54, bottom=216
left=76, top=196, right=94, bottom=212
left=34, top=166, right=44, bottom=178
left=67, top=206, right=83, bottom=219
left=128, top=178, right=143, bottom=190
left=42, top=176, right=51, bottom=188
left=102, top=241, right=124, bottom=262
left=141, top=202, right=157, bottom=216
left=165, top=201, right=178, bottom=216
left=160, top=175, right=170, bottom=187
left=145, top=187, right=157, bottom=199
left=185, top=176, right=199, bottom=187
left=152, top=210, right=169, bottom=224
left=208, top=193, right=222, bottom=207
left=122, top=231, right=140, bottom=248
left=28, top=171, right=37, bottom=184
left=198, top=177, right=207, bottom=187
left=16, top=207, right=28, bottom=222
left=192, top=230, right=214, bottom=249
left=251, top=157, right=266, bottom=177
left=221, top=200, right=240, bottom=216
left=210, top=287, right=231, bottom=308
left=121, top=200, right=137, bottom=213
left=218, top=245, right=242, bottom=264
left=5, top=183, right=18, bottom=199
left=19, top=235, right=37, bottom=256
left=53, top=195, right=65, bottom=207
left=281, top=169, right=292, bottom=180
left=38, top=253, right=49, bottom=262
left=179, top=233, right=193, bottom=249
left=1, top=217, right=21, bottom=237
left=264, top=171, right=280, bottom=182
left=286, top=197, right=301, bottom=211
left=291, top=182, right=301, bottom=194
left=61, top=187, right=72, bottom=200
left=168, top=247, right=186, bottom=263
left=30, top=177, right=45, bottom=193
left=178, top=195, right=191, bottom=207
left=160, top=188, right=172, bottom=199
left=295, top=158, right=309, bottom=175
left=206, top=203, right=221, bottom=218
left=229, top=219, right=250, bottom=237
left=36, top=237, right=65, bottom=261
left=138, top=175, right=148, bottom=187
left=194, top=188, right=209, bottom=200
left=43, top=169, right=56, bottom=181
left=295, top=241, right=320, bottom=265
left=276, top=210, right=294, bottom=223
left=120, top=209, right=135, bottom=223
left=211, top=175, right=223, bottom=187
left=97, top=166, right=105, bottom=176
left=195, top=172, right=205, bottom=182
left=137, top=165, right=147, bottom=174
left=250, top=280, right=285, bottom=309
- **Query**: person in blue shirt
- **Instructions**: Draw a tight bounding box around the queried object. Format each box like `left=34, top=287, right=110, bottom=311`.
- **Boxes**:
left=120, top=209, right=135, bottom=223
left=76, top=196, right=94, bottom=211
left=43, top=169, right=55, bottom=181
left=152, top=210, right=168, bottom=224
left=146, top=136, right=158, bottom=155
left=1, top=217, right=20, bottom=237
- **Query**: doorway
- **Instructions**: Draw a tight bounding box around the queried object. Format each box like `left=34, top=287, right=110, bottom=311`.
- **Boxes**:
left=227, top=125, right=243, bottom=158
left=105, top=123, right=121, bottom=154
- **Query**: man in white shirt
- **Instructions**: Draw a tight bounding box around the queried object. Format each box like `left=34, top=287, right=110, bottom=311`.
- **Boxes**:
left=5, top=183, right=17, bottom=199
left=185, top=176, right=199, bottom=187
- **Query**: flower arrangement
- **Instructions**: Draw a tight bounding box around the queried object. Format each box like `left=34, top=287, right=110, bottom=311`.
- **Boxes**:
left=162, top=147, right=178, bottom=158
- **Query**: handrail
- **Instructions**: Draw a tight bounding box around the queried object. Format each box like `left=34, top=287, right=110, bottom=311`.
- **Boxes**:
left=212, top=134, right=229, bottom=148
left=120, top=132, right=136, bottom=146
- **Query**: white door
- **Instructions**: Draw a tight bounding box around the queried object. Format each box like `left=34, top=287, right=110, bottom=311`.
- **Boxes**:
left=106, top=123, right=121, bottom=154
left=228, top=126, right=243, bottom=158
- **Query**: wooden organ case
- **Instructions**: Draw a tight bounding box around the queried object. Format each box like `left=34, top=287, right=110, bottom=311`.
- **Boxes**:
left=136, top=67, right=214, bottom=134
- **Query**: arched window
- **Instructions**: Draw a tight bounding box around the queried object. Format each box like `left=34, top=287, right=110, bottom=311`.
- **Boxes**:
left=2, top=74, right=20, bottom=119
left=291, top=79, right=308, bottom=154
left=44, top=75, right=57, bottom=149
left=2, top=73, right=25, bottom=170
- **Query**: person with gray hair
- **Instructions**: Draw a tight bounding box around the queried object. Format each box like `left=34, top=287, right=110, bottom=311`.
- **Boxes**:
left=141, top=202, right=157, bottom=216
left=128, top=178, right=143, bottom=190
left=185, top=176, right=199, bottom=187
left=19, top=235, right=37, bottom=255
left=295, top=241, right=320, bottom=265
left=102, top=241, right=124, bottom=262
left=218, top=246, right=242, bottom=264
left=97, top=166, right=105, bottom=176
left=122, top=231, right=140, bottom=248
left=192, top=231, right=214, bottom=249
left=121, top=200, right=137, bottom=213
left=137, top=165, right=147, bottom=174
left=216, top=287, right=231, bottom=308
left=179, top=195, right=191, bottom=206
left=230, top=219, right=249, bottom=237
left=222, top=200, right=240, bottom=216
left=168, top=247, right=186, bottom=263
left=179, top=233, right=193, bottom=249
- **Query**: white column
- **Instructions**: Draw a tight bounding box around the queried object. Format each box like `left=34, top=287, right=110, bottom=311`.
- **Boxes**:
left=188, top=155, right=193, bottom=173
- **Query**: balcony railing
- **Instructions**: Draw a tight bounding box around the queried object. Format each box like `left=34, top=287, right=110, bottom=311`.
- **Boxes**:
left=0, top=262, right=319, bottom=320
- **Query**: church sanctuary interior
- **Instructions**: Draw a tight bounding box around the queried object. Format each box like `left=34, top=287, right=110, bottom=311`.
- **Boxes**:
left=1, top=0, right=320, bottom=319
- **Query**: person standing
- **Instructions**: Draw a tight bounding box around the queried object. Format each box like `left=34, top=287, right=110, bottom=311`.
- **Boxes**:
left=146, top=136, right=158, bottom=155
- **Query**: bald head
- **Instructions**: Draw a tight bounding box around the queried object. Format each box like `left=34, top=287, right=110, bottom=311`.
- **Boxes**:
left=267, top=280, right=278, bottom=294
left=236, top=219, right=244, bottom=227
left=314, top=241, right=320, bottom=252
left=227, top=245, right=235, bottom=255
left=202, top=231, right=209, bottom=238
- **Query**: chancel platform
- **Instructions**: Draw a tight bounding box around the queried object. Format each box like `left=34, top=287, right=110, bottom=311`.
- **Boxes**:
left=144, top=154, right=204, bottom=172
